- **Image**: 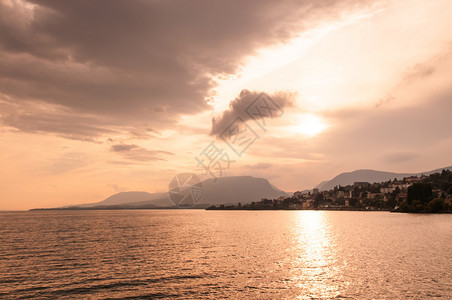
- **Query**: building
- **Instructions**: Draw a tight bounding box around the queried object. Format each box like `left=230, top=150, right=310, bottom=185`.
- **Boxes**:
left=395, top=183, right=411, bottom=190
left=275, top=196, right=286, bottom=202
left=302, top=200, right=314, bottom=209
left=289, top=203, right=303, bottom=209
left=336, top=191, right=345, bottom=199
left=380, top=187, right=395, bottom=194
left=406, top=176, right=420, bottom=183
left=261, top=199, right=273, bottom=207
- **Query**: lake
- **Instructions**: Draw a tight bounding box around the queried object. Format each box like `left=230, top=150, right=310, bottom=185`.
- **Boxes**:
left=0, top=210, right=451, bottom=299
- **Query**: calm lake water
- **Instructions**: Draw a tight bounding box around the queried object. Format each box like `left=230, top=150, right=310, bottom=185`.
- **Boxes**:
left=0, top=210, right=451, bottom=299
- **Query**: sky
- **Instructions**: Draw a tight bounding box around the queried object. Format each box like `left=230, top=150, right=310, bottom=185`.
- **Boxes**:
left=0, top=0, right=451, bottom=210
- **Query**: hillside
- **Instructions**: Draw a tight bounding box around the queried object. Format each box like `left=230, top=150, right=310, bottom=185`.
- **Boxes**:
left=69, top=191, right=168, bottom=208
left=316, top=166, right=452, bottom=191
left=199, top=176, right=288, bottom=206
left=64, top=176, right=288, bottom=209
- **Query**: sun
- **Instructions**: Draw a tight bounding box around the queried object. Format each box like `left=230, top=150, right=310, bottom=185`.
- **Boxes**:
left=294, top=113, right=327, bottom=137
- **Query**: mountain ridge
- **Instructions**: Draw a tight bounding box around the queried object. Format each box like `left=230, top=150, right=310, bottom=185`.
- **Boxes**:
left=52, top=166, right=452, bottom=210
left=315, top=166, right=452, bottom=191
left=65, top=175, right=288, bottom=209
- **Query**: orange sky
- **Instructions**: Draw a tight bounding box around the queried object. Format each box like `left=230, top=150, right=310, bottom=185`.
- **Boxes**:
left=1, top=0, right=451, bottom=210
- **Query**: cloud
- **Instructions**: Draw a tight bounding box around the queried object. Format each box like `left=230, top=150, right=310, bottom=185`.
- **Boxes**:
left=0, top=99, right=116, bottom=142
left=0, top=99, right=166, bottom=142
left=402, top=63, right=436, bottom=84
left=381, top=151, right=419, bottom=163
left=110, top=144, right=137, bottom=152
left=318, top=87, right=452, bottom=169
left=46, top=152, right=90, bottom=174
left=0, top=0, right=375, bottom=140
left=375, top=44, right=452, bottom=109
left=110, top=143, right=174, bottom=162
left=245, top=162, right=273, bottom=170
left=210, top=90, right=295, bottom=137
left=107, top=183, right=128, bottom=193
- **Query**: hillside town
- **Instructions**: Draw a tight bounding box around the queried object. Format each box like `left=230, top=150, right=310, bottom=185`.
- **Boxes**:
left=207, top=169, right=452, bottom=213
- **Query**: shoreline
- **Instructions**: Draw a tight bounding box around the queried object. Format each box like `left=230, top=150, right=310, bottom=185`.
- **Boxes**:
left=26, top=207, right=452, bottom=213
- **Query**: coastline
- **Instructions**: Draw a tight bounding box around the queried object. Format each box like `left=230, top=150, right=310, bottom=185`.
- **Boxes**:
left=26, top=207, right=452, bottom=214
left=206, top=206, right=452, bottom=213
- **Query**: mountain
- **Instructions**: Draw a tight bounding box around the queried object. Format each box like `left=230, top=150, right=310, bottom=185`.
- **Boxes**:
left=315, top=166, right=452, bottom=191
left=199, top=176, right=287, bottom=206
left=68, top=191, right=169, bottom=208
left=67, top=176, right=288, bottom=209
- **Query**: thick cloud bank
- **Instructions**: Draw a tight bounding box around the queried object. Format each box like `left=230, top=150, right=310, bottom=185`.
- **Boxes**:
left=0, top=0, right=374, bottom=140
left=210, top=90, right=294, bottom=137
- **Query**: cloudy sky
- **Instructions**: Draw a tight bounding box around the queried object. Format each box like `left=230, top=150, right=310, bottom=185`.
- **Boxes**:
left=1, top=0, right=451, bottom=210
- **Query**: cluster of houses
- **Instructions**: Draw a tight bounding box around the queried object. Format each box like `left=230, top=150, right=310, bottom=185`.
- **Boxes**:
left=254, top=175, right=451, bottom=210
left=207, top=171, right=452, bottom=211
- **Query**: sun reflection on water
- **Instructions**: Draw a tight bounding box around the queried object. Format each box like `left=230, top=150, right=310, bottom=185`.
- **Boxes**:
left=290, top=211, right=341, bottom=299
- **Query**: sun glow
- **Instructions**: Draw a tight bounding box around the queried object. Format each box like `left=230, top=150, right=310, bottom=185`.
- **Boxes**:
left=208, top=7, right=385, bottom=113
left=293, top=113, right=327, bottom=137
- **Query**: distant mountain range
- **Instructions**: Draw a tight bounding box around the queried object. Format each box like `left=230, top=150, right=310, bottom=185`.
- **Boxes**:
left=315, top=166, right=452, bottom=191
left=40, top=166, right=452, bottom=210
left=64, top=176, right=288, bottom=209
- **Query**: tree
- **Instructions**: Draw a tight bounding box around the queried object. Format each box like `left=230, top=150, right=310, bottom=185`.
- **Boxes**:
left=411, top=200, right=424, bottom=212
left=426, top=198, right=444, bottom=213
left=349, top=198, right=358, bottom=207
left=398, top=201, right=412, bottom=212
left=314, top=192, right=323, bottom=209
left=407, top=183, right=432, bottom=205
left=353, top=186, right=360, bottom=197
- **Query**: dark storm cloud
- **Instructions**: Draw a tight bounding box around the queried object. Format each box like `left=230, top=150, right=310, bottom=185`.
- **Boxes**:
left=0, top=0, right=376, bottom=139
left=210, top=90, right=295, bottom=137
left=110, top=143, right=174, bottom=162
